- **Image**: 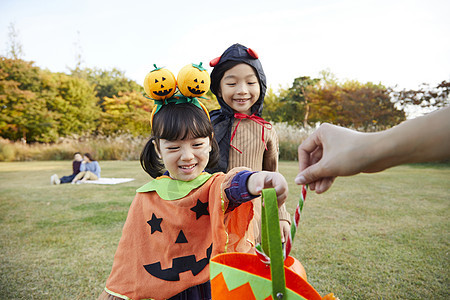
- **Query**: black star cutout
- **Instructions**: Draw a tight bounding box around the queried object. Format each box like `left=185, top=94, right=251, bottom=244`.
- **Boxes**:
left=190, top=199, right=209, bottom=219
left=147, top=213, right=163, bottom=234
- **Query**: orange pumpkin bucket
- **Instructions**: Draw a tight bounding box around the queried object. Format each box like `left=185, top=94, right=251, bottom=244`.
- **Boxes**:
left=210, top=188, right=336, bottom=300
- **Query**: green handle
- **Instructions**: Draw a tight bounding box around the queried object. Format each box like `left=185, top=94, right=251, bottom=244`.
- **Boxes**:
left=261, top=188, right=286, bottom=299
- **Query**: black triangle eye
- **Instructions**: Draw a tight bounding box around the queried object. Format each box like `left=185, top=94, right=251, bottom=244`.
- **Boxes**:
left=154, top=79, right=159, bottom=83
left=194, top=79, right=198, bottom=82
left=201, top=80, right=204, bottom=84
left=162, top=77, right=166, bottom=81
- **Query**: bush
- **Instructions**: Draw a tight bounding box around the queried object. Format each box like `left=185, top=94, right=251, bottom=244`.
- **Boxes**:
left=0, top=134, right=148, bottom=161
left=273, top=122, right=318, bottom=161
left=0, top=123, right=318, bottom=162
left=0, top=139, right=16, bottom=161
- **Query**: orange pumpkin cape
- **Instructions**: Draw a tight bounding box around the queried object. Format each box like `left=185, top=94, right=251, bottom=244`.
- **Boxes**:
left=104, top=168, right=254, bottom=300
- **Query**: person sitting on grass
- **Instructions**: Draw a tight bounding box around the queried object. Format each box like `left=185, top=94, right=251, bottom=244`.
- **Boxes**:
left=50, top=152, right=83, bottom=185
left=71, top=153, right=101, bottom=184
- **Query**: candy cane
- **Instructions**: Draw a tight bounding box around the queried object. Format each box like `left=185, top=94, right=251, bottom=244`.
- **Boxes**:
left=256, top=185, right=308, bottom=264
left=255, top=244, right=271, bottom=264
left=284, top=184, right=307, bottom=258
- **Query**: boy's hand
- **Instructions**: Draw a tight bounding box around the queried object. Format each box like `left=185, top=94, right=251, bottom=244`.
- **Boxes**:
left=247, top=171, right=288, bottom=207
left=280, top=220, right=290, bottom=243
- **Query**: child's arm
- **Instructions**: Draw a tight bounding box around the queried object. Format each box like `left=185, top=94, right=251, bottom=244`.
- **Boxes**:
left=247, top=171, right=288, bottom=207
left=224, top=170, right=288, bottom=212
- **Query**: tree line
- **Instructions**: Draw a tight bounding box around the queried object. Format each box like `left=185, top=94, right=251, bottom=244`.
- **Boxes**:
left=0, top=57, right=448, bottom=143
left=263, top=71, right=449, bottom=131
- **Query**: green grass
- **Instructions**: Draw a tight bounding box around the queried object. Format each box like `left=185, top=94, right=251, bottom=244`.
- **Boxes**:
left=0, top=161, right=449, bottom=299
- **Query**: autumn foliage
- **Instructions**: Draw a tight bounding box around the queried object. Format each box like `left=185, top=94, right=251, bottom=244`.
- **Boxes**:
left=1, top=57, right=448, bottom=143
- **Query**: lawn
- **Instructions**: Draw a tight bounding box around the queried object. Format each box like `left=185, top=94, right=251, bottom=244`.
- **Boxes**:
left=0, top=161, right=448, bottom=299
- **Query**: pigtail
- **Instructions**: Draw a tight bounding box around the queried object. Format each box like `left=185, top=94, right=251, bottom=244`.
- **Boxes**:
left=140, top=137, right=165, bottom=178
left=206, top=134, right=219, bottom=170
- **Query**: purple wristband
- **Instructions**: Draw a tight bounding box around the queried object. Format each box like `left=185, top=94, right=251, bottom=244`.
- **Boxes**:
left=225, top=170, right=258, bottom=212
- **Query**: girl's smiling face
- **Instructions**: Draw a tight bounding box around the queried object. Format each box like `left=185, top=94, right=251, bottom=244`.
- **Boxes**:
left=219, top=63, right=260, bottom=115
left=157, top=137, right=211, bottom=181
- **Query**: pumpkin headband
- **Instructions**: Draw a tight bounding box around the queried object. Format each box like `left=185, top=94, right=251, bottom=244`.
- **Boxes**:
left=149, top=96, right=210, bottom=127
left=143, top=63, right=211, bottom=127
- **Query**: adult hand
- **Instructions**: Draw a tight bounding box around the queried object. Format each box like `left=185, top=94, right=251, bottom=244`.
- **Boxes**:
left=295, top=123, right=374, bottom=193
left=295, top=107, right=450, bottom=193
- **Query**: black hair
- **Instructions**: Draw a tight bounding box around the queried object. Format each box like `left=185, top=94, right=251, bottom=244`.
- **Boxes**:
left=84, top=153, right=96, bottom=161
left=140, top=103, right=219, bottom=178
left=210, top=60, right=243, bottom=96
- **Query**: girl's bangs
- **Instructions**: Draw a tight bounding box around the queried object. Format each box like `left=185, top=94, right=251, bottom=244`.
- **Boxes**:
left=153, top=103, right=213, bottom=141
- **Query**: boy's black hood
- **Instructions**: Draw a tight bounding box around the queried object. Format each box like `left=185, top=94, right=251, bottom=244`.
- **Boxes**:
left=207, top=44, right=267, bottom=173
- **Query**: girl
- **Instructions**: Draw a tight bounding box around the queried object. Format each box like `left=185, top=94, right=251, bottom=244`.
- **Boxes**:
left=207, top=43, right=291, bottom=245
left=99, top=101, right=288, bottom=300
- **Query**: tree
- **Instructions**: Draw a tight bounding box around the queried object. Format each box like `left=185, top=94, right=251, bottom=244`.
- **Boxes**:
left=98, top=91, right=153, bottom=136
left=5, top=22, right=24, bottom=59
left=0, top=57, right=54, bottom=142
left=305, top=80, right=405, bottom=130
left=272, top=76, right=320, bottom=126
left=262, top=87, right=284, bottom=122
left=334, top=81, right=405, bottom=130
left=52, top=73, right=100, bottom=136
left=0, top=57, right=101, bottom=142
left=70, top=67, right=142, bottom=109
left=266, top=74, right=406, bottom=130
left=304, top=81, right=340, bottom=125
left=391, top=81, right=450, bottom=112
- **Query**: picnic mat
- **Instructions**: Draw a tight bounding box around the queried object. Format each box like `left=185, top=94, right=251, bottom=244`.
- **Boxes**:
left=84, top=178, right=135, bottom=185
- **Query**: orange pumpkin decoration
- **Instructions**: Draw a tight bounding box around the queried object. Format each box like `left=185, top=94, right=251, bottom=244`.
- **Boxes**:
left=210, top=253, right=323, bottom=300
left=143, top=64, right=177, bottom=100
left=177, top=62, right=211, bottom=98
left=210, top=188, right=337, bottom=300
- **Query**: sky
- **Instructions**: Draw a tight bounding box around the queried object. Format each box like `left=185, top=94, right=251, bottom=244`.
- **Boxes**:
left=1, top=0, right=450, bottom=93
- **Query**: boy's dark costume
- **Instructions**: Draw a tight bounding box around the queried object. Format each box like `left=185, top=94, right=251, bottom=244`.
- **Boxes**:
left=207, top=44, right=290, bottom=244
left=208, top=43, right=267, bottom=173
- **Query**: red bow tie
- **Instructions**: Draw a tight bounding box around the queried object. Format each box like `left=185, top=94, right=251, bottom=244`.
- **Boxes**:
left=230, top=113, right=272, bottom=154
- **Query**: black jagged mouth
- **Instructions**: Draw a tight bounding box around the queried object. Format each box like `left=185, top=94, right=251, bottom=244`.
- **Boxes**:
left=143, top=244, right=212, bottom=281
left=153, top=88, right=173, bottom=96
left=187, top=86, right=205, bottom=95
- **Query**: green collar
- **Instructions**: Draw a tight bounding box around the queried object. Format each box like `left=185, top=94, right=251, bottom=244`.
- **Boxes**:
left=136, top=173, right=213, bottom=200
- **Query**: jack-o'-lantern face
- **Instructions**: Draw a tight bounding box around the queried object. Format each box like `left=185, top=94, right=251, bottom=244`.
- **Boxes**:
left=177, top=62, right=211, bottom=98
left=143, top=199, right=211, bottom=281
left=143, top=65, right=177, bottom=100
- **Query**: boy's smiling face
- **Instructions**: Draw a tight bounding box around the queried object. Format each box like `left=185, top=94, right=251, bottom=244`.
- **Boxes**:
left=219, top=63, right=260, bottom=115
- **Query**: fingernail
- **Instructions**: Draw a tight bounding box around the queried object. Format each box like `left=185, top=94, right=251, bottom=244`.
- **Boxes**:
left=295, top=175, right=305, bottom=185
